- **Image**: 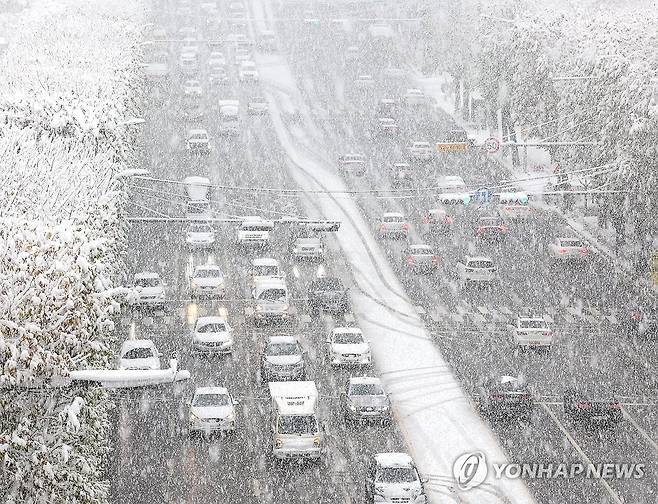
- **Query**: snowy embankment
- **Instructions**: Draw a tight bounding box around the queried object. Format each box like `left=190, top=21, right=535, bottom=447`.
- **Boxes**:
left=258, top=55, right=538, bottom=503
left=0, top=0, right=144, bottom=502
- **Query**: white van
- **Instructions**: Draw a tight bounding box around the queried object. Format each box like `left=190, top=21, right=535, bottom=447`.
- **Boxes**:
left=269, top=381, right=322, bottom=459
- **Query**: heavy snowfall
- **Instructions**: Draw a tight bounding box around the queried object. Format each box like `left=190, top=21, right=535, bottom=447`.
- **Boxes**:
left=0, top=0, right=656, bottom=503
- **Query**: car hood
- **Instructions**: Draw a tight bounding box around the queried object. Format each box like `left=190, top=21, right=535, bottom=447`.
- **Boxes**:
left=348, top=394, right=388, bottom=408
left=265, top=355, right=302, bottom=366
left=295, top=238, right=321, bottom=248
left=376, top=481, right=423, bottom=499
left=192, top=277, right=223, bottom=287
left=137, top=286, right=163, bottom=296
left=332, top=343, right=369, bottom=354
left=194, top=331, right=231, bottom=343
left=191, top=405, right=233, bottom=420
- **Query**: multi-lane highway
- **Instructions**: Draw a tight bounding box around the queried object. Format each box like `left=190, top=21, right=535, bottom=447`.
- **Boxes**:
left=109, top=1, right=657, bottom=503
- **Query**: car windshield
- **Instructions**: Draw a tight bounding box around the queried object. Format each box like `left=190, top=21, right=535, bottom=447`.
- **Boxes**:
left=266, top=342, right=300, bottom=356
left=350, top=383, right=384, bottom=395
left=135, top=277, right=159, bottom=288
left=253, top=265, right=278, bottom=276
left=194, top=268, right=221, bottom=278
left=258, top=289, right=286, bottom=301
left=278, top=415, right=318, bottom=434
left=193, top=393, right=230, bottom=407
left=376, top=467, right=418, bottom=483
left=468, top=260, right=494, bottom=269
left=333, top=332, right=363, bottom=344
left=243, top=225, right=270, bottom=232
left=560, top=239, right=585, bottom=248
left=197, top=322, right=227, bottom=333
left=479, top=218, right=500, bottom=226
left=123, top=347, right=154, bottom=359
left=520, top=319, right=548, bottom=329
left=189, top=224, right=211, bottom=233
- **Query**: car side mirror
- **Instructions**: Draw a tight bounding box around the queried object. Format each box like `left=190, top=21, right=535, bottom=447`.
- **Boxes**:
left=421, top=477, right=429, bottom=484
left=184, top=399, right=191, bottom=407
left=233, top=399, right=240, bottom=406
left=325, top=339, right=331, bottom=344
left=158, top=352, right=163, bottom=357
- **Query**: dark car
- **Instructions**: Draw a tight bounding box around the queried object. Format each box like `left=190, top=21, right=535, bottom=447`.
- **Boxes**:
left=476, top=374, right=533, bottom=420
left=475, top=216, right=509, bottom=241
left=307, top=277, right=349, bottom=315
left=563, top=387, right=622, bottom=425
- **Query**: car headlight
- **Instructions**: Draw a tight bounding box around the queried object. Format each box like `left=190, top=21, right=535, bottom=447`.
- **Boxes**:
left=293, top=248, right=299, bottom=253
left=374, top=485, right=387, bottom=497
left=226, top=412, right=235, bottom=423
left=191, top=281, right=198, bottom=289
left=263, top=360, right=273, bottom=368
left=313, top=436, right=321, bottom=446
left=347, top=402, right=357, bottom=412
left=281, top=304, right=289, bottom=311
left=256, top=305, right=263, bottom=312
left=275, top=437, right=284, bottom=448
left=189, top=412, right=199, bottom=423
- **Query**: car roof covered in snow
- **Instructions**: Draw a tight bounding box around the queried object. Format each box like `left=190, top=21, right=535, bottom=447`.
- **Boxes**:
left=196, top=316, right=228, bottom=327
left=375, top=452, right=414, bottom=468
left=267, top=335, right=298, bottom=345
left=134, top=272, right=160, bottom=280
left=332, top=326, right=362, bottom=335
left=252, top=257, right=279, bottom=267
left=383, top=212, right=405, bottom=219
left=195, top=386, right=229, bottom=396
left=349, top=376, right=381, bottom=386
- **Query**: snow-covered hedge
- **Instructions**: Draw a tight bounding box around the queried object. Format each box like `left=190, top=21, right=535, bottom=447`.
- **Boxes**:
left=0, top=0, right=145, bottom=501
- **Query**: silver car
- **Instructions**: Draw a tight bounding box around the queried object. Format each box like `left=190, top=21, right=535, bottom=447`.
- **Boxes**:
left=342, top=376, right=390, bottom=424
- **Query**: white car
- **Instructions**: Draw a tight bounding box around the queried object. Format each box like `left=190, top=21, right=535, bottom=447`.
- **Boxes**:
left=378, top=212, right=409, bottom=239
left=511, top=315, right=554, bottom=349
left=250, top=257, right=284, bottom=286
left=190, top=264, right=225, bottom=298
left=179, top=53, right=199, bottom=76
left=189, top=386, right=237, bottom=435
left=376, top=117, right=398, bottom=135
left=238, top=60, right=259, bottom=82
left=185, top=221, right=214, bottom=248
left=439, top=175, right=466, bottom=191
left=132, top=272, right=165, bottom=307
left=403, top=88, right=426, bottom=106
left=186, top=129, right=210, bottom=154
left=192, top=316, right=233, bottom=354
left=292, top=231, right=324, bottom=261
left=183, top=79, right=202, bottom=96
left=365, top=453, right=427, bottom=504
left=248, top=96, right=268, bottom=115
left=407, top=141, right=433, bottom=161
left=237, top=217, right=274, bottom=247
left=118, top=339, right=161, bottom=370
left=338, top=153, right=367, bottom=176
left=354, top=74, right=375, bottom=88
left=548, top=237, right=592, bottom=261
left=326, top=327, right=371, bottom=366
left=456, top=256, right=498, bottom=287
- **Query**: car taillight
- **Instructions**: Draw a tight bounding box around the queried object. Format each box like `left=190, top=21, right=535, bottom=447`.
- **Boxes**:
left=431, top=255, right=439, bottom=264
left=501, top=225, right=509, bottom=232
left=559, top=248, right=568, bottom=254
left=402, top=223, right=409, bottom=230
left=491, top=395, right=504, bottom=401
left=543, top=331, right=552, bottom=336
left=576, top=402, right=591, bottom=410
left=609, top=403, right=621, bottom=410
left=476, top=226, right=485, bottom=234
left=579, top=248, right=589, bottom=255
left=407, top=256, right=414, bottom=265
left=422, top=215, right=430, bottom=224
left=445, top=216, right=454, bottom=225
left=380, top=224, right=387, bottom=231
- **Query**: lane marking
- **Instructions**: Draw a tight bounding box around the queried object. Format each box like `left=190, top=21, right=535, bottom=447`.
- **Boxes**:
left=540, top=403, right=624, bottom=504
left=622, top=407, right=658, bottom=455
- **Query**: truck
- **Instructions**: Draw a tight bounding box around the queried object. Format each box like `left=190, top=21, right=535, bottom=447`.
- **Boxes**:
left=183, top=176, right=212, bottom=220
left=268, top=381, right=323, bottom=460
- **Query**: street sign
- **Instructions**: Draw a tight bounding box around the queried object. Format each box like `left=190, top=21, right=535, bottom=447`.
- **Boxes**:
left=436, top=142, right=468, bottom=153
left=484, top=137, right=500, bottom=154
left=474, top=187, right=493, bottom=205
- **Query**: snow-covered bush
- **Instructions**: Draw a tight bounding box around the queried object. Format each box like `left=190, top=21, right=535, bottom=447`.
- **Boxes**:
left=0, top=0, right=145, bottom=501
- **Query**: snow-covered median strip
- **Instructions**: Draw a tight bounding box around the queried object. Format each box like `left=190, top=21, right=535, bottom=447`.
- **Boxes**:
left=259, top=57, right=538, bottom=504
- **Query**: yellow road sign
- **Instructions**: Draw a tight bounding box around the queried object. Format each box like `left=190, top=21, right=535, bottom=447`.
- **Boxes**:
left=436, top=142, right=469, bottom=153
